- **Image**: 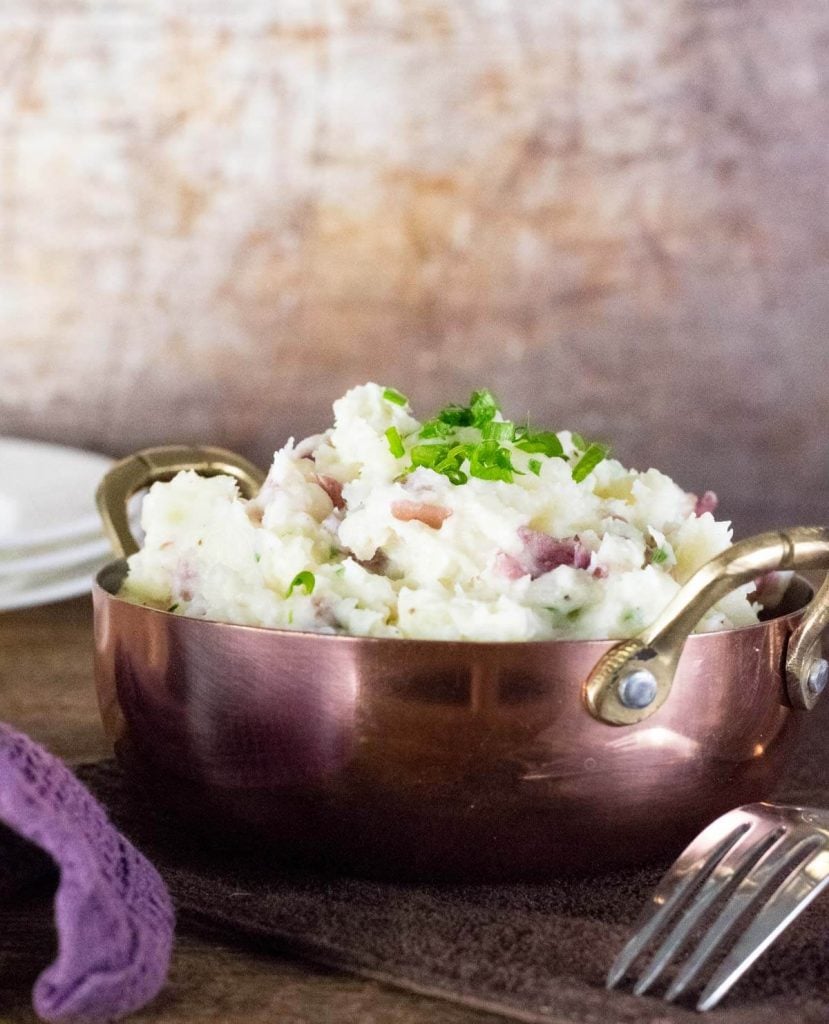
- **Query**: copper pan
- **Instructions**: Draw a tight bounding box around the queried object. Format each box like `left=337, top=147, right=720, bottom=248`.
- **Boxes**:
left=92, top=447, right=829, bottom=879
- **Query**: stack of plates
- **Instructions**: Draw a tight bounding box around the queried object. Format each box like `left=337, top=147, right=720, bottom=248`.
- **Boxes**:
left=0, top=438, right=117, bottom=612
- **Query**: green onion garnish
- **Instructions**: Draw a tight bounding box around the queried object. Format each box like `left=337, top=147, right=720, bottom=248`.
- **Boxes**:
left=571, top=442, right=610, bottom=483
left=419, top=404, right=474, bottom=437
left=470, top=388, right=500, bottom=427
left=410, top=437, right=523, bottom=485
left=438, top=403, right=474, bottom=427
left=419, top=417, right=455, bottom=439
left=481, top=419, right=515, bottom=442
left=410, top=443, right=445, bottom=468
left=410, top=441, right=472, bottom=482
left=651, top=547, right=669, bottom=565
left=469, top=440, right=520, bottom=483
left=385, top=426, right=405, bottom=458
left=405, top=389, right=614, bottom=489
left=167, top=603, right=179, bottom=613
left=515, top=431, right=564, bottom=458
left=287, top=571, right=315, bottom=597
left=383, top=387, right=408, bottom=406
left=435, top=443, right=473, bottom=471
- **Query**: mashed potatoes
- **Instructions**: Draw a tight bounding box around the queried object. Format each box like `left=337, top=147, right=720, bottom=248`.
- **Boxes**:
left=121, top=383, right=763, bottom=641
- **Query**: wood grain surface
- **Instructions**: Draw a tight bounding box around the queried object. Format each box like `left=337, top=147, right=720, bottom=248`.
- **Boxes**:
left=0, top=1, right=827, bottom=531
left=0, top=598, right=497, bottom=1024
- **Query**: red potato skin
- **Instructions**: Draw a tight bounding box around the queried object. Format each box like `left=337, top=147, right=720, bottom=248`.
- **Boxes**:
left=316, top=475, right=345, bottom=510
left=391, top=501, right=452, bottom=529
left=694, top=491, right=719, bottom=517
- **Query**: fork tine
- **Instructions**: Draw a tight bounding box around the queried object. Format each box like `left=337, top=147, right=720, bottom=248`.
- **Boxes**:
left=695, top=842, right=829, bottom=1012
left=630, top=824, right=786, bottom=996
left=664, top=834, right=821, bottom=1002
left=606, top=818, right=751, bottom=990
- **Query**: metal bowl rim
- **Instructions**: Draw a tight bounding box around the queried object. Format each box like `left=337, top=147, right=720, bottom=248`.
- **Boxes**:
left=94, top=558, right=811, bottom=650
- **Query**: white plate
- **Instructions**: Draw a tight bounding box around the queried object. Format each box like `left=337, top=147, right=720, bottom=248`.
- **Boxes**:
left=0, top=534, right=113, bottom=579
left=0, top=438, right=113, bottom=551
left=0, top=555, right=109, bottom=612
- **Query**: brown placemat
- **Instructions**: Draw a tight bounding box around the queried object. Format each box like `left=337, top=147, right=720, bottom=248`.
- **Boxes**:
left=3, top=699, right=827, bottom=1024
left=57, top=695, right=829, bottom=1024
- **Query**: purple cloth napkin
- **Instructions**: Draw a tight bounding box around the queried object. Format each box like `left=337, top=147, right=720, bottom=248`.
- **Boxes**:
left=0, top=724, right=174, bottom=1023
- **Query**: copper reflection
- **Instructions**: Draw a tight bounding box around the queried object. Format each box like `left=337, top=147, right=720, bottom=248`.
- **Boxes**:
left=92, top=563, right=811, bottom=880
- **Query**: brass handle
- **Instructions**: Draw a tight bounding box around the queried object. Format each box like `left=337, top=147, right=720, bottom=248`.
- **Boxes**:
left=96, top=445, right=267, bottom=558
left=787, top=570, right=829, bottom=710
left=584, top=527, right=829, bottom=726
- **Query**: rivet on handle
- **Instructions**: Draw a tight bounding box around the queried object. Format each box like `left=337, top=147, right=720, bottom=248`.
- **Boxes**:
left=806, top=659, right=828, bottom=698
left=787, top=568, right=829, bottom=711
left=617, top=669, right=659, bottom=710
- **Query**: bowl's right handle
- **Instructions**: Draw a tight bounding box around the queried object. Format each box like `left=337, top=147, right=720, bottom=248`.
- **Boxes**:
left=96, top=445, right=267, bottom=558
left=787, top=567, right=829, bottom=709
left=583, top=527, right=829, bottom=726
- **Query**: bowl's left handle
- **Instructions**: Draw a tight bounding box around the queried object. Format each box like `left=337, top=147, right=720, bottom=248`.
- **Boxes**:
left=583, top=527, right=829, bottom=726
left=95, top=445, right=267, bottom=558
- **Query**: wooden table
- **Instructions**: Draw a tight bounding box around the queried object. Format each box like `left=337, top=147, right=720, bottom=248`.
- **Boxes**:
left=0, top=598, right=495, bottom=1024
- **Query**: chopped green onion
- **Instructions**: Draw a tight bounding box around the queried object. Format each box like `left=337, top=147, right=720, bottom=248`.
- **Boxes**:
left=167, top=603, right=179, bottom=613
left=254, top=553, right=261, bottom=563
left=419, top=392, right=501, bottom=438
left=470, top=388, right=500, bottom=427
left=408, top=390, right=609, bottom=489
left=435, top=443, right=473, bottom=471
left=571, top=442, right=610, bottom=483
left=409, top=441, right=472, bottom=483
left=287, top=571, right=315, bottom=596
left=410, top=443, right=446, bottom=468
left=470, top=466, right=511, bottom=483
left=382, top=387, right=408, bottom=406
left=385, top=426, right=405, bottom=458
left=544, top=605, right=582, bottom=622
left=419, top=417, right=455, bottom=439
left=469, top=440, right=520, bottom=483
left=438, top=403, right=474, bottom=427
left=481, top=419, right=515, bottom=442
left=651, top=547, right=669, bottom=565
left=419, top=404, right=474, bottom=437
left=515, top=431, right=564, bottom=458
left=410, top=437, right=522, bottom=485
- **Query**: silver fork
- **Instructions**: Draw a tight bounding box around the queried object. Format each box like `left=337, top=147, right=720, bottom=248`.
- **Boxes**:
left=607, top=803, right=829, bottom=1011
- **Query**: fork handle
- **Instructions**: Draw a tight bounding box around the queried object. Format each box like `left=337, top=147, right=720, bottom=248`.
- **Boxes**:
left=584, top=527, right=829, bottom=725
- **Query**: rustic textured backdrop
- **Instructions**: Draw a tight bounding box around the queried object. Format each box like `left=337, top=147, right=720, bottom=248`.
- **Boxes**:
left=1, top=0, right=827, bottom=535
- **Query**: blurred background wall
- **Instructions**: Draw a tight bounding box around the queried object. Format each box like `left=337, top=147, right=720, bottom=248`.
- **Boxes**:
left=1, top=0, right=827, bottom=536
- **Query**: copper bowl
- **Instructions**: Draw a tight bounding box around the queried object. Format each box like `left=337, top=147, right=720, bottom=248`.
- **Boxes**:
left=92, top=447, right=829, bottom=879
